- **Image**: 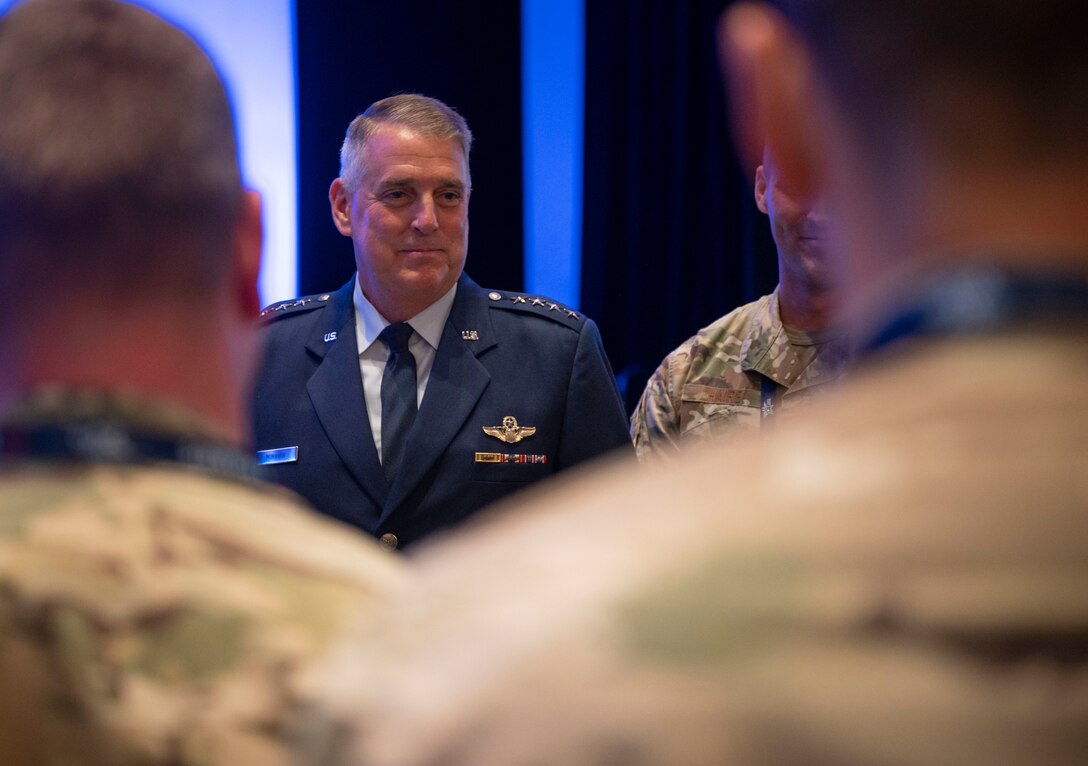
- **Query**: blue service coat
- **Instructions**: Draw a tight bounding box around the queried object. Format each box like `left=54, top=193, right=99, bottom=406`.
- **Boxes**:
left=252, top=273, right=631, bottom=548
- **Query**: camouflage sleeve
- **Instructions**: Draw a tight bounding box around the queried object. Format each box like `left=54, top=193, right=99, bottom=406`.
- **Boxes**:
left=629, top=340, right=695, bottom=461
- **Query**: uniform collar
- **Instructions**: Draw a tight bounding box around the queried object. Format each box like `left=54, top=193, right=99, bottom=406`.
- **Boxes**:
left=741, top=288, right=850, bottom=390
left=353, top=275, right=458, bottom=353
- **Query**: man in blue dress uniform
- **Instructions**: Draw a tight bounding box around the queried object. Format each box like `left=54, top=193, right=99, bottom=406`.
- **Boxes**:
left=253, top=94, right=631, bottom=550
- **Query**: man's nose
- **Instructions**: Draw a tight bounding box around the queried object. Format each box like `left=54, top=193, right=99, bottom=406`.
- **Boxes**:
left=412, top=194, right=439, bottom=233
left=807, top=199, right=830, bottom=227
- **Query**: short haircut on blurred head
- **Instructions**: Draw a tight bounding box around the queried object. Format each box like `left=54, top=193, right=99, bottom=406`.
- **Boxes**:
left=0, top=0, right=244, bottom=313
left=771, top=0, right=1088, bottom=164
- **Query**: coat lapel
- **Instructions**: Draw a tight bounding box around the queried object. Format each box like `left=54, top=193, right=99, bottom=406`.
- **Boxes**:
left=305, top=279, right=389, bottom=509
left=381, top=276, right=495, bottom=520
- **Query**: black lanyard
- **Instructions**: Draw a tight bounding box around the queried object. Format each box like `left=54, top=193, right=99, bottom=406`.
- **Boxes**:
left=862, top=268, right=1088, bottom=355
left=0, top=422, right=264, bottom=485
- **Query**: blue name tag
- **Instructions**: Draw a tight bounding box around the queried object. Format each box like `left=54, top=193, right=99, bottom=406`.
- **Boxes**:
left=256, top=446, right=298, bottom=465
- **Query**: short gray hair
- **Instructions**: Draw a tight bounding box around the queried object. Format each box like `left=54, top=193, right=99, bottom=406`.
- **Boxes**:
left=338, top=93, right=473, bottom=193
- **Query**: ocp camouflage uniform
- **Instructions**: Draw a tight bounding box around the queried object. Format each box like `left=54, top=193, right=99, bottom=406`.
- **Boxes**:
left=631, top=288, right=849, bottom=459
left=304, top=270, right=1088, bottom=766
left=0, top=389, right=404, bottom=766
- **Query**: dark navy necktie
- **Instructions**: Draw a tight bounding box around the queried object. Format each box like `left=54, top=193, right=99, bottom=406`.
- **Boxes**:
left=378, top=322, right=417, bottom=481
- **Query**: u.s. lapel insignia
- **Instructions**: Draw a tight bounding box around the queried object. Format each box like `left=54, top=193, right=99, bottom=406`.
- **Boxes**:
left=324, top=331, right=338, bottom=343
left=462, top=329, right=480, bottom=341
left=482, top=416, right=536, bottom=444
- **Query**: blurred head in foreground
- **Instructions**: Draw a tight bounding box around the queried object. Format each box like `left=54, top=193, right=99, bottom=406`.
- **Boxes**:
left=724, top=0, right=1088, bottom=306
left=302, top=1, right=1088, bottom=765
left=0, top=3, right=403, bottom=764
left=0, top=0, right=263, bottom=440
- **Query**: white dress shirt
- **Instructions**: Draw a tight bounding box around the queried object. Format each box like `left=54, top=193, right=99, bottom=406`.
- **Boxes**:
left=354, top=277, right=457, bottom=462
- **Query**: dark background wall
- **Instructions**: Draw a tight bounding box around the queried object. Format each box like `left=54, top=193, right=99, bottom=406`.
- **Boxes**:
left=295, top=0, right=777, bottom=412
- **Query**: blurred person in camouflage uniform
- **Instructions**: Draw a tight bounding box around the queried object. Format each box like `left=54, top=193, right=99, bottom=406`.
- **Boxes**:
left=630, top=147, right=849, bottom=459
left=303, top=0, right=1088, bottom=764
left=0, top=1, right=403, bottom=763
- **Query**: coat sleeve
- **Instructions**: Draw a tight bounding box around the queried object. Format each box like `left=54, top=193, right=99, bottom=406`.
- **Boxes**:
left=555, top=318, right=633, bottom=468
left=629, top=352, right=684, bottom=460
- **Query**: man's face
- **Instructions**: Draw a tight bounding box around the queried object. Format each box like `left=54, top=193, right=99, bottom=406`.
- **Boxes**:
left=330, top=125, right=470, bottom=320
left=755, top=159, right=833, bottom=291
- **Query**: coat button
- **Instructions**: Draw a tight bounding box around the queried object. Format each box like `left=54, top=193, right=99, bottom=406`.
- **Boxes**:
left=379, top=533, right=399, bottom=551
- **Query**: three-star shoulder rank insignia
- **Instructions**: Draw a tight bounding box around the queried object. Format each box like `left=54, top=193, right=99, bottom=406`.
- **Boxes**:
left=483, top=416, right=537, bottom=444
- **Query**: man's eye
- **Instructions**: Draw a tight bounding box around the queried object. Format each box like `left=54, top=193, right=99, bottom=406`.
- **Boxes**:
left=385, top=188, right=413, bottom=203
left=437, top=191, right=463, bottom=206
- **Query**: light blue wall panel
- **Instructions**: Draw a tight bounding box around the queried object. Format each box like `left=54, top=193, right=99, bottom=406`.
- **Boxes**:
left=522, top=0, right=584, bottom=308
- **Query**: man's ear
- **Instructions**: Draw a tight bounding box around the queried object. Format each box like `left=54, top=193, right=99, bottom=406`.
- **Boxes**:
left=754, top=164, right=769, bottom=213
left=719, top=3, right=818, bottom=201
left=232, top=189, right=263, bottom=317
left=329, top=178, right=353, bottom=236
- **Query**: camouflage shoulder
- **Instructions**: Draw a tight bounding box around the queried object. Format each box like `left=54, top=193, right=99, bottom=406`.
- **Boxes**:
left=258, top=292, right=335, bottom=324
left=483, top=289, right=587, bottom=328
left=696, top=293, right=774, bottom=343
